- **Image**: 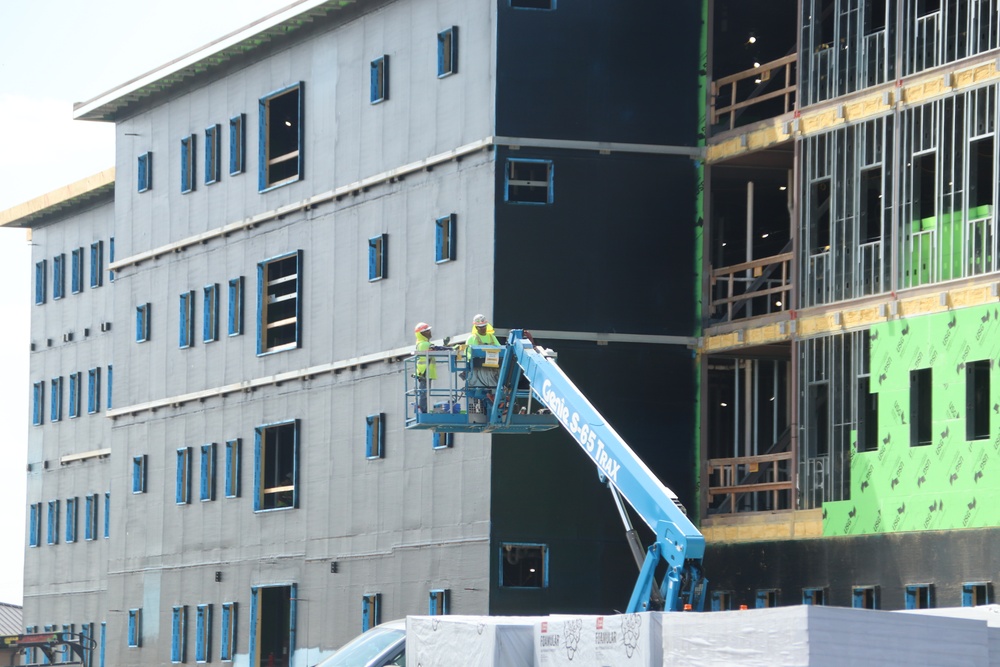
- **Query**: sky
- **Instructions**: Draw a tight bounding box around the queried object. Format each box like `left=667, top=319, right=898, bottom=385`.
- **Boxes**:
left=0, top=0, right=298, bottom=607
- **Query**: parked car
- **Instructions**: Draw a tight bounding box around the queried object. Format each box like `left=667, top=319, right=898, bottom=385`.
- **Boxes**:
left=313, top=620, right=405, bottom=667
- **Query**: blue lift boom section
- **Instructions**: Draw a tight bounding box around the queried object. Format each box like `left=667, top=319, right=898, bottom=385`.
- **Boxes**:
left=405, top=329, right=707, bottom=612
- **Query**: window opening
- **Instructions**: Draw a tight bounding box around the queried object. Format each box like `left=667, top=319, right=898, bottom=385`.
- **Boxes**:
left=204, top=284, right=219, bottom=343
left=857, top=376, right=879, bottom=452
left=28, top=502, right=40, bottom=547
left=90, top=241, right=103, bottom=288
left=47, top=499, right=59, bottom=545
left=905, top=583, right=934, bottom=609
left=433, top=432, right=453, bottom=449
left=362, top=593, right=380, bottom=631
left=511, top=0, right=556, bottom=9
left=435, top=214, right=456, bottom=263
left=259, top=84, right=303, bottom=190
left=257, top=251, right=301, bottom=354
left=249, top=585, right=294, bottom=667
left=176, top=447, right=192, bottom=505
left=755, top=589, right=778, bottom=608
left=128, top=609, right=142, bottom=648
left=104, top=492, right=110, bottom=539
left=437, top=27, right=458, bottom=77
left=68, top=371, right=80, bottom=419
left=171, top=606, right=186, bottom=663
left=225, top=439, right=241, bottom=498
left=71, top=247, right=84, bottom=294
left=368, top=234, right=388, bottom=281
left=710, top=590, right=733, bottom=611
left=181, top=134, right=196, bottom=194
left=963, top=582, right=991, bottom=607
left=35, top=259, right=46, bottom=305
left=505, top=158, right=553, bottom=204
left=370, top=56, right=389, bottom=104
left=853, top=585, right=879, bottom=609
left=180, top=291, right=195, bottom=348
left=138, top=152, right=152, bottom=192
left=132, top=456, right=146, bottom=494
left=136, top=303, right=151, bottom=343
left=228, top=277, right=244, bottom=336
left=53, top=253, right=65, bottom=300
left=201, top=443, right=216, bottom=502
left=230, top=114, right=246, bottom=176
left=366, top=414, right=385, bottom=459
left=88, top=367, right=101, bottom=414
left=499, top=543, right=548, bottom=588
left=51, top=376, right=62, bottom=423
left=910, top=368, right=933, bottom=446
left=205, top=124, right=221, bottom=185
left=196, top=604, right=211, bottom=663
left=85, top=493, right=97, bottom=541
left=255, top=420, right=297, bottom=511
left=220, top=602, right=236, bottom=661
left=966, top=360, right=990, bottom=441
left=32, top=382, right=43, bottom=426
left=429, top=589, right=449, bottom=615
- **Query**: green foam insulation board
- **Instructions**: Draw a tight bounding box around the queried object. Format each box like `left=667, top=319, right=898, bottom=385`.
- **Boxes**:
left=824, top=302, right=1000, bottom=536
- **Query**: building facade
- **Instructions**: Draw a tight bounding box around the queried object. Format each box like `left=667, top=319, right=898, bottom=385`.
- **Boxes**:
left=9, top=0, right=703, bottom=665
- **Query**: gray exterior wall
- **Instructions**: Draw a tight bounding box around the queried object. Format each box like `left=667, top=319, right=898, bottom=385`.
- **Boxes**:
left=24, top=198, right=114, bottom=650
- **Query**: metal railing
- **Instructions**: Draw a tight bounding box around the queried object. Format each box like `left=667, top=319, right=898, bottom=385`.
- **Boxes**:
left=707, top=451, right=795, bottom=514
left=710, top=252, right=792, bottom=322
left=966, top=214, right=997, bottom=276
left=857, top=240, right=884, bottom=296
left=906, top=228, right=937, bottom=287
left=711, top=53, right=797, bottom=133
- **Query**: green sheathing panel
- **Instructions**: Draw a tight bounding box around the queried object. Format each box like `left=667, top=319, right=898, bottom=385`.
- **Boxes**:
left=824, top=303, right=1000, bottom=536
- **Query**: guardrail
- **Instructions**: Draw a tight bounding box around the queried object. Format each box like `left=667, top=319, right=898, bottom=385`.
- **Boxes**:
left=711, top=53, right=797, bottom=132
left=710, top=252, right=792, bottom=322
left=707, top=451, right=795, bottom=514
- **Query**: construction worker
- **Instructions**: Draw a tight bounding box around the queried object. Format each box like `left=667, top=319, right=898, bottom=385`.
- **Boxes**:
left=466, top=314, right=501, bottom=413
left=413, top=322, right=436, bottom=412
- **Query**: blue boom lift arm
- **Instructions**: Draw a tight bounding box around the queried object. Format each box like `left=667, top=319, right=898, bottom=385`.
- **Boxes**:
left=405, top=329, right=707, bottom=612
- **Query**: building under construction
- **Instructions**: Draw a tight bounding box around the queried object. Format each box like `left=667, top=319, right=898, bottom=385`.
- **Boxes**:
left=5, top=0, right=1000, bottom=665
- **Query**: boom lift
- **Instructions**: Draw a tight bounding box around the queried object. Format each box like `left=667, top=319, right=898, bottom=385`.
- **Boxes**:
left=0, top=631, right=93, bottom=666
left=405, top=329, right=707, bottom=612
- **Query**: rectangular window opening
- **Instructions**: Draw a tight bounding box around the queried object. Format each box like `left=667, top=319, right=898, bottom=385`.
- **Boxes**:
left=499, top=543, right=548, bottom=588
left=50, top=376, right=63, bottom=423
left=203, top=284, right=219, bottom=343
left=755, top=589, right=778, bottom=608
left=370, top=56, right=389, bottom=104
left=230, top=114, right=246, bottom=176
left=255, top=421, right=297, bottom=511
left=857, top=376, right=879, bottom=452
left=196, top=604, right=211, bottom=663
left=429, top=589, right=449, bottom=616
left=53, top=253, right=65, bottom=300
left=963, top=582, right=991, bottom=607
left=35, top=259, right=46, bottom=305
left=511, top=0, right=556, bottom=9
left=433, top=432, right=453, bottom=449
left=910, top=368, right=933, bottom=446
left=259, top=84, right=303, bottom=190
left=65, top=496, right=77, bottom=543
left=803, top=587, right=827, bottom=605
left=368, top=234, right=388, bottom=281
left=181, top=134, right=196, bottom=194
left=853, top=585, right=879, bottom=609
left=104, top=492, right=110, bottom=539
left=176, top=447, right=192, bottom=505
left=132, top=455, right=147, bottom=494
left=435, top=214, right=456, bottom=263
left=68, top=371, right=80, bottom=419
left=47, top=499, right=59, bottom=545
left=505, top=158, right=553, bottom=204
left=365, top=413, right=385, bottom=459
left=966, top=360, right=990, bottom=441
left=88, top=367, right=101, bottom=415
left=71, top=247, right=84, bottom=294
left=138, top=152, right=153, bottom=193
left=905, top=583, right=934, bottom=609
left=201, top=443, right=216, bottom=502
left=28, top=502, right=41, bottom=547
left=257, top=252, right=301, bottom=354
left=32, top=381, right=44, bottom=426
left=128, top=609, right=142, bottom=648
left=710, top=590, right=733, bottom=611
left=84, top=493, right=98, bottom=541
left=171, top=606, right=186, bottom=663
left=180, top=291, right=195, bottom=349
left=437, top=27, right=458, bottom=77
left=228, top=277, right=244, bottom=336
left=362, top=593, right=381, bottom=632
left=220, top=602, right=236, bottom=661
left=90, top=241, right=104, bottom=289
left=225, top=439, right=241, bottom=499
left=136, top=303, right=151, bottom=343
left=205, top=124, right=221, bottom=185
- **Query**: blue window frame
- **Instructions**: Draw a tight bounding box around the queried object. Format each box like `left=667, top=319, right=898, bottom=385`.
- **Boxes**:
left=203, top=284, right=219, bottom=343
left=370, top=55, right=389, bottom=104
left=432, top=432, right=453, bottom=449
left=365, top=414, right=385, bottom=459
left=176, top=447, right=192, bottom=505
left=710, top=590, right=733, bottom=611
left=109, top=237, right=115, bottom=283
left=254, top=420, right=298, bottom=511
left=225, top=439, right=241, bottom=499
left=53, top=253, right=66, bottom=299
left=852, top=585, right=879, bottom=609
left=137, top=151, right=152, bottom=192
left=80, top=623, right=94, bottom=667
left=71, top=247, right=84, bottom=294
left=136, top=304, right=151, bottom=343
left=428, top=589, right=449, bottom=616
left=107, top=365, right=113, bottom=410
left=200, top=443, right=216, bottom=502
left=368, top=234, right=388, bottom=281
left=499, top=543, right=549, bottom=588
left=220, top=602, right=236, bottom=661
left=24, top=626, right=36, bottom=664
left=32, top=381, right=43, bottom=426
left=99, top=622, right=106, bottom=667
left=205, top=124, right=221, bottom=185
left=84, top=493, right=98, bottom=541
left=47, top=499, right=59, bottom=545
left=65, top=496, right=77, bottom=543
left=803, top=587, right=826, bottom=605
left=181, top=134, right=196, bottom=194
left=87, top=368, right=101, bottom=414
left=258, top=83, right=303, bottom=191
left=510, top=0, right=556, bottom=8
left=196, top=604, right=211, bottom=662
left=61, top=625, right=74, bottom=662
left=230, top=114, right=246, bottom=176
left=28, top=502, right=41, bottom=547
left=249, top=585, right=296, bottom=667
left=256, top=251, right=301, bottom=355
left=437, top=27, right=458, bottom=77
left=435, top=214, right=456, bottom=263
left=362, top=593, right=380, bottom=631
left=128, top=609, right=141, bottom=648
left=34, top=259, right=46, bottom=305
left=755, top=589, right=778, bottom=608
left=228, top=277, right=244, bottom=336
left=104, top=492, right=110, bottom=539
left=68, top=372, right=80, bottom=419
left=90, top=240, right=104, bottom=288
left=50, top=376, right=62, bottom=422
left=905, top=583, right=933, bottom=609
left=132, top=455, right=146, bottom=494
left=179, top=291, right=195, bottom=348
left=963, top=582, right=991, bottom=607
left=171, top=606, right=186, bottom=663
left=504, top=158, right=554, bottom=204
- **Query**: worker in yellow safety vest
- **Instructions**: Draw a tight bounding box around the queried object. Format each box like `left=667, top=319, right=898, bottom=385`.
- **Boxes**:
left=414, top=322, right=436, bottom=412
left=465, top=314, right=501, bottom=413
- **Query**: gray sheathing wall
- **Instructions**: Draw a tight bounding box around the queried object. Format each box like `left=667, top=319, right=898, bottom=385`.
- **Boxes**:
left=113, top=0, right=496, bottom=258
left=24, top=200, right=114, bottom=640
left=102, top=0, right=502, bottom=659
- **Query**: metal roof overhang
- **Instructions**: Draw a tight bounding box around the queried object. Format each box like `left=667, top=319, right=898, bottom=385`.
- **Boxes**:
left=73, top=0, right=358, bottom=122
left=0, top=168, right=115, bottom=229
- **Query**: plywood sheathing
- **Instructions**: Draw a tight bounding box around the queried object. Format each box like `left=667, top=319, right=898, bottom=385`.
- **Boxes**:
left=701, top=509, right=823, bottom=543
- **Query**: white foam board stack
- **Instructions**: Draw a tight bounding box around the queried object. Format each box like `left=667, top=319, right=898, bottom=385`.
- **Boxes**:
left=534, top=613, right=662, bottom=667
left=406, top=615, right=537, bottom=667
